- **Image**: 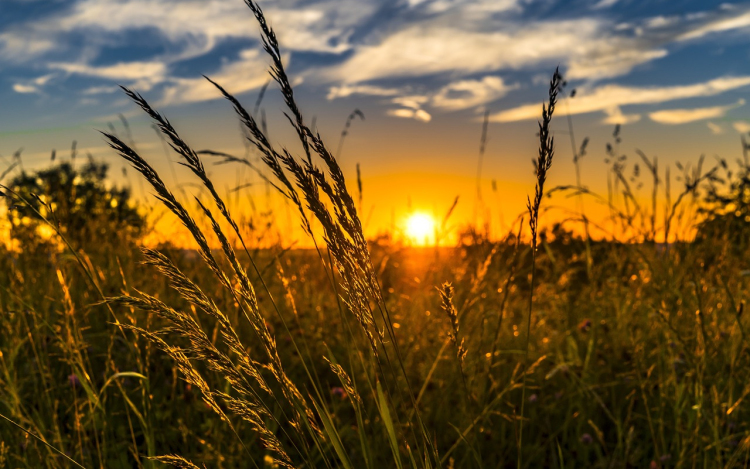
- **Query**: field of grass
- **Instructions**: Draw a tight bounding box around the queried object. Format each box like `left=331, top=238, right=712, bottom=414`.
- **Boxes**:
left=2, top=1, right=750, bottom=468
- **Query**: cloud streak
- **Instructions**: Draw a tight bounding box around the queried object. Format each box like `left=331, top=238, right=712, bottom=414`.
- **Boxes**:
left=649, top=99, right=745, bottom=125
left=492, top=76, right=750, bottom=123
left=3, top=0, right=750, bottom=116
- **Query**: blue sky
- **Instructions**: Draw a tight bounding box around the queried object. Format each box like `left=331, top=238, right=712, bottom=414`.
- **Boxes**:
left=1, top=0, right=750, bottom=239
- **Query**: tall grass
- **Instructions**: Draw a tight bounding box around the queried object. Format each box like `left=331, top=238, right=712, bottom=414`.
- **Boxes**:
left=2, top=1, right=750, bottom=468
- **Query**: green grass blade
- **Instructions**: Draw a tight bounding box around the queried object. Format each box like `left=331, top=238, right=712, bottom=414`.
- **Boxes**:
left=377, top=380, right=403, bottom=469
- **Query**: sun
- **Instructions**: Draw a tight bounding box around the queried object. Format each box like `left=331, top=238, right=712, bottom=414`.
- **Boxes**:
left=405, top=212, right=436, bottom=246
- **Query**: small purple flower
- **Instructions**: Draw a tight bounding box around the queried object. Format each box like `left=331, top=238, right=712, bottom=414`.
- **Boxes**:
left=331, top=387, right=347, bottom=400
left=659, top=454, right=671, bottom=462
left=528, top=394, right=538, bottom=403
left=68, top=373, right=80, bottom=388
left=580, top=433, right=593, bottom=444
left=578, top=319, right=592, bottom=332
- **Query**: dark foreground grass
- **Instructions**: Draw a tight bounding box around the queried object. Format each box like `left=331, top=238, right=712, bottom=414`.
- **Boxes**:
left=2, top=1, right=750, bottom=468
left=2, top=236, right=750, bottom=468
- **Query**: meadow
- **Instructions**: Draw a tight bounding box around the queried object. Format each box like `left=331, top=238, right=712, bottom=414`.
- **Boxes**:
left=2, top=1, right=750, bottom=468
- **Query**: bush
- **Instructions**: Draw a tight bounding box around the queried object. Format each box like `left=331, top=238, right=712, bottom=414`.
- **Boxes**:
left=5, top=160, right=146, bottom=250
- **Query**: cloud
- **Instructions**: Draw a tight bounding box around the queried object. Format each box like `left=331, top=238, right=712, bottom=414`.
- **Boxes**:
left=387, top=108, right=432, bottom=122
left=49, top=60, right=168, bottom=91
left=707, top=122, right=724, bottom=135
left=11, top=73, right=57, bottom=94
left=5, top=0, right=750, bottom=119
left=327, top=84, right=402, bottom=100
left=160, top=49, right=273, bottom=105
left=12, top=83, right=39, bottom=94
left=648, top=99, right=745, bottom=124
left=0, top=32, right=56, bottom=62
left=387, top=93, right=432, bottom=122
left=50, top=0, right=368, bottom=55
left=491, top=76, right=750, bottom=122
left=329, top=76, right=517, bottom=112
left=603, top=106, right=640, bottom=125
left=82, top=85, right=120, bottom=95
left=392, top=95, right=429, bottom=109
left=591, top=0, right=619, bottom=10
left=677, top=9, right=750, bottom=41
left=50, top=61, right=167, bottom=81
left=328, top=18, right=665, bottom=83
left=734, top=121, right=750, bottom=134
left=432, top=76, right=516, bottom=110
left=0, top=0, right=376, bottom=104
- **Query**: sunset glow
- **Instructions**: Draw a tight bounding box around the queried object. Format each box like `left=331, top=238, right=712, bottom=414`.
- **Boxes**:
left=404, top=212, right=436, bottom=246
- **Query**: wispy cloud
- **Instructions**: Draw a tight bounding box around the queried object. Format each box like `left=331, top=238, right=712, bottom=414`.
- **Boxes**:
left=648, top=99, right=745, bottom=124
left=11, top=73, right=57, bottom=95
left=4, top=0, right=750, bottom=117
left=0, top=31, right=56, bottom=62
left=491, top=76, right=750, bottom=123
left=591, top=0, right=619, bottom=10
left=603, top=106, right=641, bottom=125
left=707, top=122, right=724, bottom=135
left=159, top=49, right=274, bottom=105
left=327, top=18, right=665, bottom=83
left=677, top=9, right=750, bottom=41
left=734, top=121, right=750, bottom=134
left=387, top=108, right=432, bottom=122
left=432, top=76, right=516, bottom=110
left=50, top=61, right=167, bottom=91
left=327, top=84, right=402, bottom=100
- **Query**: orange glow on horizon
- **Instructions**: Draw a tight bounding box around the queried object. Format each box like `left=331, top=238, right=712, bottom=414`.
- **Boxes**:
left=404, top=212, right=436, bottom=246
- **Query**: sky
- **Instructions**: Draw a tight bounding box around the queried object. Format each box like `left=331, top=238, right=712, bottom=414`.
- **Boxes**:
left=1, top=0, right=750, bottom=244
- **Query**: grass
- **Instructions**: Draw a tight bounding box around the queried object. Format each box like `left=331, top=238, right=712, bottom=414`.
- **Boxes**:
left=2, top=1, right=750, bottom=468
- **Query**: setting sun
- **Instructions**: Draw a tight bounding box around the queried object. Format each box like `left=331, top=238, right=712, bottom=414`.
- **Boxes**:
left=405, top=212, right=436, bottom=246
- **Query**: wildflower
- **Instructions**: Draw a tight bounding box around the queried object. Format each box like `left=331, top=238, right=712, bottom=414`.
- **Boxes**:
left=580, top=433, right=593, bottom=444
left=68, top=373, right=80, bottom=388
left=528, top=393, right=538, bottom=403
left=331, top=387, right=347, bottom=400
left=578, top=319, right=592, bottom=332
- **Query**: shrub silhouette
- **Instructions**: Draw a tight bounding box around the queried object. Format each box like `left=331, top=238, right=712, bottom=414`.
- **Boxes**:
left=6, top=160, right=145, bottom=250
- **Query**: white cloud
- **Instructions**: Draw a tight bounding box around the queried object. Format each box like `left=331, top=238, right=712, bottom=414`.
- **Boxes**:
left=707, top=122, right=724, bottom=134
left=592, top=0, right=619, bottom=10
left=49, top=0, right=367, bottom=55
left=49, top=60, right=168, bottom=91
left=5, top=0, right=750, bottom=118
left=392, top=95, right=430, bottom=110
left=0, top=32, right=56, bottom=62
left=603, top=106, right=640, bottom=125
left=82, top=85, right=119, bottom=95
left=678, top=9, right=750, bottom=41
left=327, top=84, right=402, bottom=100
left=648, top=99, right=745, bottom=124
left=328, top=18, right=663, bottom=83
left=734, top=121, right=750, bottom=134
left=159, top=49, right=272, bottom=105
left=432, top=76, right=516, bottom=110
left=387, top=108, right=432, bottom=122
left=12, top=83, right=39, bottom=94
left=491, top=76, right=750, bottom=122
left=329, top=76, right=516, bottom=112
left=10, top=73, right=57, bottom=94
left=51, top=61, right=167, bottom=81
